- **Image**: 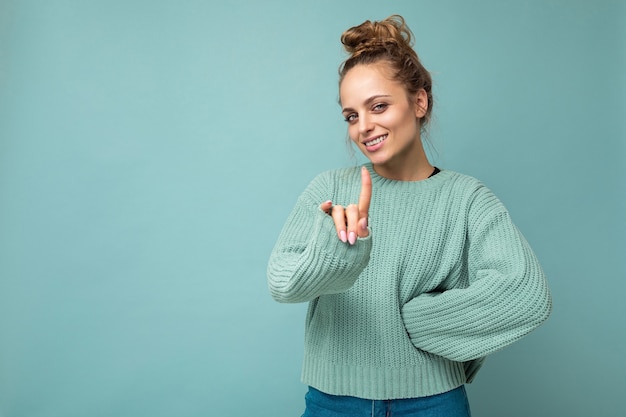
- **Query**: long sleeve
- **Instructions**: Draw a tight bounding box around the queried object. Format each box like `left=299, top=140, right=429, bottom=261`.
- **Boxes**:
left=401, top=190, right=552, bottom=362
left=267, top=173, right=372, bottom=303
left=270, top=167, right=552, bottom=399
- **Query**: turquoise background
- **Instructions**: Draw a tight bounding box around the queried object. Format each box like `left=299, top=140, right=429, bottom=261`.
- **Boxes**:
left=1, top=1, right=624, bottom=416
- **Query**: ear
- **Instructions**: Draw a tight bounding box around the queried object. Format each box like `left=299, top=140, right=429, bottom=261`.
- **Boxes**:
left=413, top=89, right=428, bottom=118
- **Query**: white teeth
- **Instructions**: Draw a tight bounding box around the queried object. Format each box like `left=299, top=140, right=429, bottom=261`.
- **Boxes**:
left=365, top=135, right=387, bottom=147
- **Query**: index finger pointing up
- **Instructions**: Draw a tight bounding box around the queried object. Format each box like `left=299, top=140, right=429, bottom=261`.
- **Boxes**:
left=358, top=166, right=372, bottom=219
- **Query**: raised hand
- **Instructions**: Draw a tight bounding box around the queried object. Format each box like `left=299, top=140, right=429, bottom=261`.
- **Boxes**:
left=319, top=167, right=372, bottom=245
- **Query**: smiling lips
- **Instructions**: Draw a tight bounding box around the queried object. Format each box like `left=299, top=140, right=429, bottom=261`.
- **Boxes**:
left=363, top=134, right=388, bottom=150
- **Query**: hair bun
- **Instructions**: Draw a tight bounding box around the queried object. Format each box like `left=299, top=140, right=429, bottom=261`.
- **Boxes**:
left=341, top=15, right=413, bottom=56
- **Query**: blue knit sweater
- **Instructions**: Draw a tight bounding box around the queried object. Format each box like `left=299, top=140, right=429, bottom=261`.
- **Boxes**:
left=267, top=164, right=551, bottom=400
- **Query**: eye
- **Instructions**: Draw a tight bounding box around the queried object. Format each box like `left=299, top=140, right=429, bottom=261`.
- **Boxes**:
left=372, top=103, right=388, bottom=112
left=343, top=113, right=358, bottom=123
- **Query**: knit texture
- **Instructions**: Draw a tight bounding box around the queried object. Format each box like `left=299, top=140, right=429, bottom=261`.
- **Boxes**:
left=267, top=164, right=552, bottom=400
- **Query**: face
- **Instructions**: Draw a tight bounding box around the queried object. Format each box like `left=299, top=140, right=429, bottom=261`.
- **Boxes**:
left=340, top=63, right=428, bottom=176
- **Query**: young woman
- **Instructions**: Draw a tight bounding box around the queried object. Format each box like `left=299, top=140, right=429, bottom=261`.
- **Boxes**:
left=267, top=15, right=551, bottom=417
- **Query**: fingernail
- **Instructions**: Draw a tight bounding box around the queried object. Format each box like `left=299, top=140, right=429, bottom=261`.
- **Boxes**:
left=340, top=230, right=347, bottom=243
left=361, top=218, right=368, bottom=231
left=348, top=232, right=356, bottom=245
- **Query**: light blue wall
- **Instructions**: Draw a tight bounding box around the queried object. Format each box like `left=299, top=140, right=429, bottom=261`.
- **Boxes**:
left=0, top=1, right=623, bottom=416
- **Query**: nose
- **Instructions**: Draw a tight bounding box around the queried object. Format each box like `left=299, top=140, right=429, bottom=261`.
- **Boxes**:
left=358, top=113, right=374, bottom=135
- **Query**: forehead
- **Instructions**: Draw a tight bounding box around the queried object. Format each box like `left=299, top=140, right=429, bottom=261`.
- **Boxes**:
left=339, top=63, right=406, bottom=105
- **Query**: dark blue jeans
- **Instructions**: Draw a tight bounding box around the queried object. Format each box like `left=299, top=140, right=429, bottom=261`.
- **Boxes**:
left=302, top=385, right=471, bottom=417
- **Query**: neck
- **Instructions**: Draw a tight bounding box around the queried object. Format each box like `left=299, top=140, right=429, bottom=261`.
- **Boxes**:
left=373, top=163, right=434, bottom=181
left=372, top=139, right=433, bottom=181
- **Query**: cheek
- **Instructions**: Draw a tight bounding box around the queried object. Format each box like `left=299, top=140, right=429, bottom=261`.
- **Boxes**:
left=347, top=125, right=361, bottom=143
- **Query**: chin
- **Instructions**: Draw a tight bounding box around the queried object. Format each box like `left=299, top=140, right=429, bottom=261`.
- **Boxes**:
left=365, top=154, right=390, bottom=166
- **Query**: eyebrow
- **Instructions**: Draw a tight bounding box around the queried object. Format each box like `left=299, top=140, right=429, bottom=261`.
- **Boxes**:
left=341, top=94, right=392, bottom=113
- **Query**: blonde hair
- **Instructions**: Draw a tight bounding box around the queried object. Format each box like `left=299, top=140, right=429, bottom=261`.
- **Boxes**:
left=339, top=15, right=433, bottom=126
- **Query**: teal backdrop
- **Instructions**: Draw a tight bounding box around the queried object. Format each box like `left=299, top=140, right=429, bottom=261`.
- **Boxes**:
left=1, top=1, right=624, bottom=416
